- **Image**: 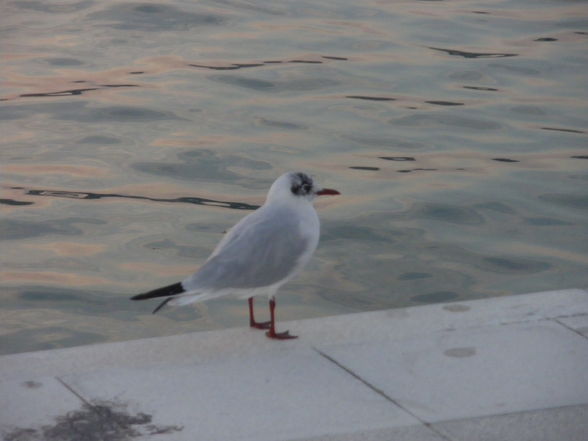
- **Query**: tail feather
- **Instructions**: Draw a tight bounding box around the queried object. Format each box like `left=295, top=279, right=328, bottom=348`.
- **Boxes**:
left=131, top=282, right=185, bottom=301
left=152, top=297, right=173, bottom=314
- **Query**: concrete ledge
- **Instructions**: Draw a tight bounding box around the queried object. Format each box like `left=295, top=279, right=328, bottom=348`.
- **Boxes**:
left=1, top=289, right=588, bottom=441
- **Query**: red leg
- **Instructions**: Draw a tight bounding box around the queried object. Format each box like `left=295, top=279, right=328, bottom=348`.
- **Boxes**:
left=266, top=297, right=297, bottom=340
left=248, top=297, right=270, bottom=330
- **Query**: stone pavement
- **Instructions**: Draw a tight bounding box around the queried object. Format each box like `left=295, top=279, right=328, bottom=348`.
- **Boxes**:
left=1, top=289, right=588, bottom=441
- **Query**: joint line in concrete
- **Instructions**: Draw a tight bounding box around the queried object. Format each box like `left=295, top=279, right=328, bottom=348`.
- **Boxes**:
left=313, top=347, right=452, bottom=441
left=553, top=318, right=588, bottom=341
left=56, top=376, right=92, bottom=407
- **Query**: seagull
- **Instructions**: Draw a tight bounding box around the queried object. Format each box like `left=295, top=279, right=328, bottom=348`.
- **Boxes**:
left=131, top=172, right=340, bottom=339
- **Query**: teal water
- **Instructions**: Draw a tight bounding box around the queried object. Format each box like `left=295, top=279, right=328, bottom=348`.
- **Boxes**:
left=1, top=0, right=587, bottom=354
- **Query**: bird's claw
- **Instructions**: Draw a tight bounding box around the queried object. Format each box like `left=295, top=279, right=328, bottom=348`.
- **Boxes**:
left=250, top=321, right=271, bottom=330
left=266, top=329, right=298, bottom=340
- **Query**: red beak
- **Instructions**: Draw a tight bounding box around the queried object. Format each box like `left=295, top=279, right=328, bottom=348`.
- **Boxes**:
left=316, top=188, right=340, bottom=196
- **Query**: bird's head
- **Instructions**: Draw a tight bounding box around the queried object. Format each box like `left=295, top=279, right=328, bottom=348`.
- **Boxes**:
left=266, top=172, right=340, bottom=204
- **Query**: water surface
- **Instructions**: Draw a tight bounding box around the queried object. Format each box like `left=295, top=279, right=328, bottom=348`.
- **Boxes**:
left=1, top=0, right=587, bottom=354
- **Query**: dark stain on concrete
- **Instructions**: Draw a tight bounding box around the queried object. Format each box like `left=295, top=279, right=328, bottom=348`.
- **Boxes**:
left=443, top=304, right=471, bottom=313
left=444, top=347, right=477, bottom=358
left=3, top=400, right=182, bottom=441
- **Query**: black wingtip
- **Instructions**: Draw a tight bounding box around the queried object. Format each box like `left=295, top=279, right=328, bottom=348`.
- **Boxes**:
left=131, top=282, right=185, bottom=301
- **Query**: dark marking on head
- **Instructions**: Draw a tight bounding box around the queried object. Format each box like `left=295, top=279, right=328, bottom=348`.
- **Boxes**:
left=290, top=172, right=314, bottom=196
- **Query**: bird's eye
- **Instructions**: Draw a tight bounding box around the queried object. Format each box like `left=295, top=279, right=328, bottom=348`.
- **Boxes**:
left=302, top=183, right=311, bottom=193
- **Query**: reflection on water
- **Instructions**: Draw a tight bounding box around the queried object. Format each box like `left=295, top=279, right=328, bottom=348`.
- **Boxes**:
left=12, top=186, right=260, bottom=210
left=1, top=0, right=587, bottom=354
left=17, top=84, right=139, bottom=99
left=428, top=47, right=518, bottom=59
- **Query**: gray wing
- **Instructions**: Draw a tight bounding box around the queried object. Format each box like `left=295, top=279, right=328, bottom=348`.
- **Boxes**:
left=184, top=206, right=313, bottom=291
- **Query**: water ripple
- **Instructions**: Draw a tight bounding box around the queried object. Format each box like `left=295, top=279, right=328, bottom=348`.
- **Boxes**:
left=11, top=187, right=259, bottom=211
left=87, top=3, right=225, bottom=31
left=429, top=47, right=518, bottom=58
left=17, top=84, right=138, bottom=99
